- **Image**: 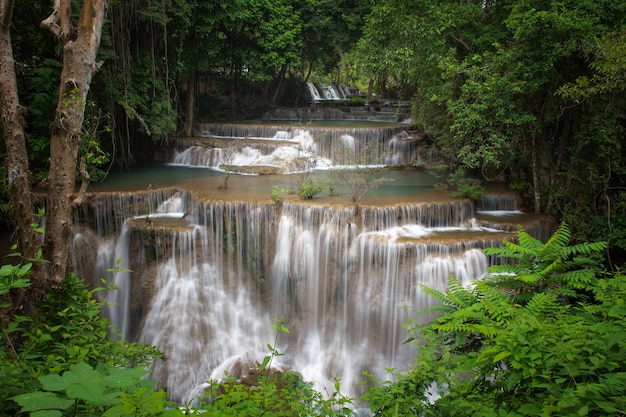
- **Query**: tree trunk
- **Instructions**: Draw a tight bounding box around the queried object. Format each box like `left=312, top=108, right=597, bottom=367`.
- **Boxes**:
left=184, top=69, right=195, bottom=137
left=0, top=0, right=38, bottom=259
left=271, top=64, right=288, bottom=106
left=42, top=0, right=109, bottom=284
left=367, top=78, right=374, bottom=102
left=532, top=134, right=541, bottom=214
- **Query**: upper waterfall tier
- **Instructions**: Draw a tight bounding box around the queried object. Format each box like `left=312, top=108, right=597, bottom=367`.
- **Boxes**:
left=174, top=122, right=426, bottom=172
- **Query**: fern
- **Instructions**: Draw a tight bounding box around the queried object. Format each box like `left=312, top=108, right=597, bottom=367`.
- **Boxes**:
left=483, top=222, right=607, bottom=305
left=524, top=292, right=559, bottom=317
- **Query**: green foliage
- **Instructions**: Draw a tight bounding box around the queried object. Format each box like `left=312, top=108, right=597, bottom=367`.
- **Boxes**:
left=24, top=58, right=62, bottom=179
left=271, top=185, right=290, bottom=203
left=432, top=166, right=483, bottom=200
left=0, top=247, right=164, bottom=416
left=364, top=223, right=622, bottom=416
left=484, top=222, right=607, bottom=304
left=115, top=54, right=177, bottom=140
left=80, top=101, right=112, bottom=182
left=298, top=178, right=324, bottom=200
left=11, top=362, right=183, bottom=417
left=199, top=317, right=354, bottom=417
left=353, top=0, right=626, bottom=241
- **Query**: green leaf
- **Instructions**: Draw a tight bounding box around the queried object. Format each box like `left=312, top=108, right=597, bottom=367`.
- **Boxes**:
left=101, top=404, right=126, bottom=417
left=39, top=374, right=70, bottom=391
left=12, top=391, right=74, bottom=412
left=493, top=350, right=512, bottom=363
left=66, top=380, right=105, bottom=402
left=0, top=264, right=16, bottom=276
left=18, top=262, right=33, bottom=277
left=104, top=367, right=147, bottom=388
left=31, top=411, right=64, bottom=417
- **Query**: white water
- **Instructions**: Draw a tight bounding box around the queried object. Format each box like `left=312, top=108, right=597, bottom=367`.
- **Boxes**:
left=172, top=128, right=331, bottom=173
left=92, top=191, right=509, bottom=403
left=79, top=121, right=535, bottom=406
left=174, top=123, right=419, bottom=170
left=307, top=81, right=346, bottom=102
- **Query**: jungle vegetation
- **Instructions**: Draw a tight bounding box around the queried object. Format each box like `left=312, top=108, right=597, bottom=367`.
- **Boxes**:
left=1, top=0, right=626, bottom=415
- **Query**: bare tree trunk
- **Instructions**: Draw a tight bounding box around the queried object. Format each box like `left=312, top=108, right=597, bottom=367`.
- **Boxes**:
left=0, top=0, right=38, bottom=259
left=42, top=0, right=109, bottom=284
left=184, top=69, right=195, bottom=137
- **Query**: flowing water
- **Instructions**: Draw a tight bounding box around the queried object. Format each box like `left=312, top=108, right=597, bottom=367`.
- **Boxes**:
left=73, top=114, right=549, bottom=405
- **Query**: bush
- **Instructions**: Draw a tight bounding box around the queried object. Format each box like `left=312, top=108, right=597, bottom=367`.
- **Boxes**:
left=1, top=255, right=163, bottom=415
left=298, top=179, right=323, bottom=200
left=363, top=224, right=624, bottom=416
left=271, top=185, right=290, bottom=202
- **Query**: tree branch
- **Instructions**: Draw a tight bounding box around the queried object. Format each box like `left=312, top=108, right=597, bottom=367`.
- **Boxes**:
left=40, top=0, right=62, bottom=38
left=41, top=0, right=73, bottom=41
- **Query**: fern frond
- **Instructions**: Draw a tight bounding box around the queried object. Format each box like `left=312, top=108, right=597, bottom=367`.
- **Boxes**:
left=524, top=292, right=559, bottom=316
left=466, top=324, right=500, bottom=338
left=536, top=259, right=563, bottom=279
left=486, top=264, right=519, bottom=274
left=419, top=284, right=451, bottom=306
left=555, top=269, right=596, bottom=289
left=516, top=227, right=543, bottom=253
left=448, top=279, right=478, bottom=307
left=484, top=241, right=531, bottom=260
left=561, top=241, right=607, bottom=258
left=511, top=273, right=542, bottom=284
left=544, top=222, right=571, bottom=248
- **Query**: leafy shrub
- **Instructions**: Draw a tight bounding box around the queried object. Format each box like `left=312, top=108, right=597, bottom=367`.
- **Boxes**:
left=1, top=256, right=163, bottom=415
left=11, top=362, right=183, bottom=417
left=298, top=179, right=323, bottom=200
left=271, top=185, right=290, bottom=202
left=363, top=223, right=624, bottom=416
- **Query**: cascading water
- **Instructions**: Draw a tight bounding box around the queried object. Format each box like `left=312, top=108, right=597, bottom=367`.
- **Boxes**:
left=75, top=118, right=548, bottom=406
left=173, top=123, right=419, bottom=173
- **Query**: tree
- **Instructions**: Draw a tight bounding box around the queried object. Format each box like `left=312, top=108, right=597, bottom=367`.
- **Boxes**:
left=39, top=0, right=109, bottom=284
left=2, top=0, right=111, bottom=294
left=352, top=0, right=626, bottom=228
left=0, top=0, right=39, bottom=264
left=330, top=140, right=390, bottom=204
left=363, top=224, right=623, bottom=416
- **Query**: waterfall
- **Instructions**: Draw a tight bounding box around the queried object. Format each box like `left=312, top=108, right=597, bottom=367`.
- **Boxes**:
left=84, top=189, right=525, bottom=403
left=307, top=81, right=323, bottom=102
left=140, top=226, right=272, bottom=403
left=265, top=201, right=499, bottom=397
left=176, top=124, right=420, bottom=170
left=79, top=118, right=549, bottom=404
left=306, top=81, right=347, bottom=102
left=477, top=192, right=519, bottom=212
